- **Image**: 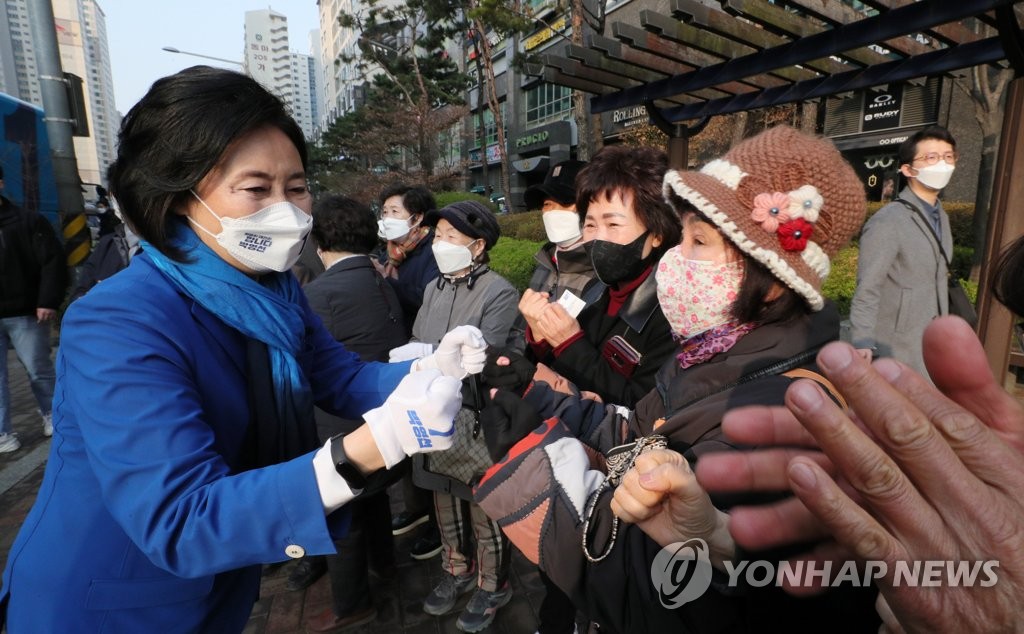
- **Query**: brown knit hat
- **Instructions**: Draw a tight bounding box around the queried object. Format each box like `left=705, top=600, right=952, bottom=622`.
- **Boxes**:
left=662, top=126, right=866, bottom=311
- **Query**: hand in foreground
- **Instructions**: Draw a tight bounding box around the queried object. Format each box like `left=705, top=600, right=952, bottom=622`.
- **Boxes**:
left=481, top=347, right=536, bottom=396
left=364, top=368, right=462, bottom=469
left=612, top=449, right=734, bottom=568
left=37, top=308, right=57, bottom=322
left=480, top=389, right=542, bottom=462
left=697, top=317, right=1024, bottom=632
left=416, top=325, right=488, bottom=378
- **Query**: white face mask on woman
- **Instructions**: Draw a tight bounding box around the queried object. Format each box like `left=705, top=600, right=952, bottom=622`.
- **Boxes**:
left=377, top=217, right=413, bottom=241
left=432, top=239, right=476, bottom=274
left=189, top=190, right=311, bottom=273
left=542, top=210, right=582, bottom=247
left=656, top=245, right=744, bottom=340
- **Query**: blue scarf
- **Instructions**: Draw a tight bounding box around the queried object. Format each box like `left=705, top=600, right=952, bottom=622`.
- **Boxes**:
left=142, top=223, right=314, bottom=462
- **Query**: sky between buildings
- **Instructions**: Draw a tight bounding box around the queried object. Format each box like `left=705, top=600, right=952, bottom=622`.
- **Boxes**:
left=100, top=0, right=319, bottom=114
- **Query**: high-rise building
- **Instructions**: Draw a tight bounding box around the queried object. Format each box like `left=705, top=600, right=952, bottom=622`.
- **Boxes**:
left=0, top=1, right=43, bottom=111
left=244, top=8, right=317, bottom=140
left=0, top=0, right=119, bottom=188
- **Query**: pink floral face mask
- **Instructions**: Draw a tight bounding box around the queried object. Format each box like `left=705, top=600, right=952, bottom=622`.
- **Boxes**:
left=656, top=245, right=744, bottom=340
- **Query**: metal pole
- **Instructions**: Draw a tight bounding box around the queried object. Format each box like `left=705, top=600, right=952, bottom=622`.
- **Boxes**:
left=161, top=47, right=244, bottom=67
left=28, top=0, right=89, bottom=266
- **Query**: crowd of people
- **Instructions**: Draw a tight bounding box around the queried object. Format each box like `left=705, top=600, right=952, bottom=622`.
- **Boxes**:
left=1, top=65, right=1022, bottom=634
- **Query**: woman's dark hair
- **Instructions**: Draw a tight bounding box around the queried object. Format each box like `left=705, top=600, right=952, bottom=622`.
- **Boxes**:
left=897, top=125, right=957, bottom=167
left=994, top=235, right=1024, bottom=317
left=576, top=145, right=682, bottom=260
left=378, top=184, right=436, bottom=218
left=107, top=66, right=307, bottom=261
left=311, top=195, right=378, bottom=255
left=731, top=254, right=808, bottom=325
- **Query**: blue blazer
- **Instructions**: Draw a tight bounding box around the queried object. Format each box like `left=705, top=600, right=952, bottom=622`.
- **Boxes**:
left=0, top=253, right=409, bottom=632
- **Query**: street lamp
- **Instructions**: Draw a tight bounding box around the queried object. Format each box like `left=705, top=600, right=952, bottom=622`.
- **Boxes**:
left=161, top=46, right=244, bottom=67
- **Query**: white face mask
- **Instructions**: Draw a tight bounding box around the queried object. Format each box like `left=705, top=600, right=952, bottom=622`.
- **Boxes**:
left=378, top=217, right=412, bottom=241
left=912, top=161, right=955, bottom=190
left=432, top=239, right=475, bottom=274
left=542, top=210, right=582, bottom=247
left=189, top=190, right=311, bottom=274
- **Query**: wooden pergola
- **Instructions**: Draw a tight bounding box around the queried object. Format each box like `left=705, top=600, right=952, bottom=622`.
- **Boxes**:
left=538, top=0, right=1024, bottom=382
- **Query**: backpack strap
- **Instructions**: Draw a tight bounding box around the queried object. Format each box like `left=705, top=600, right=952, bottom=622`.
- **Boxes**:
left=782, top=368, right=848, bottom=410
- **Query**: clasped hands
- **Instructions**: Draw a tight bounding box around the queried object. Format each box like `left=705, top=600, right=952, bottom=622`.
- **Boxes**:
left=520, top=289, right=582, bottom=347
left=389, top=325, right=488, bottom=379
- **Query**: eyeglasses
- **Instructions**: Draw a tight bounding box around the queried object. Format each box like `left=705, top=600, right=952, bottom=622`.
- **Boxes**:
left=913, top=151, right=958, bottom=165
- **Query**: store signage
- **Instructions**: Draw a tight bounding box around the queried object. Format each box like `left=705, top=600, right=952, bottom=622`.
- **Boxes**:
left=862, top=85, right=904, bottom=133
left=524, top=16, right=568, bottom=51
left=515, top=130, right=549, bottom=149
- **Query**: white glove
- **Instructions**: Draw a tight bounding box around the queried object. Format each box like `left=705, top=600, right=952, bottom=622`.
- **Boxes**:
left=414, top=325, right=487, bottom=379
left=365, top=368, right=462, bottom=469
left=389, top=341, right=434, bottom=363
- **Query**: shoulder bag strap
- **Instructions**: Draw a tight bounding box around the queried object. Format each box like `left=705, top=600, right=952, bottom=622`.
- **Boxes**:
left=782, top=368, right=849, bottom=410
left=894, top=199, right=952, bottom=267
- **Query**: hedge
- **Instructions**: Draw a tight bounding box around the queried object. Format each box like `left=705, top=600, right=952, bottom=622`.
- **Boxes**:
left=434, top=191, right=500, bottom=215
left=489, top=237, right=544, bottom=293
left=497, top=210, right=547, bottom=243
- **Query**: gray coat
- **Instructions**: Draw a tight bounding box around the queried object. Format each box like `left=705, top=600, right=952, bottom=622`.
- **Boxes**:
left=412, top=266, right=522, bottom=349
left=850, top=188, right=952, bottom=375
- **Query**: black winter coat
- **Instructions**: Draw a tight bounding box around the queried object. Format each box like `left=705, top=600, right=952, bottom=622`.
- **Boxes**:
left=0, top=196, right=67, bottom=317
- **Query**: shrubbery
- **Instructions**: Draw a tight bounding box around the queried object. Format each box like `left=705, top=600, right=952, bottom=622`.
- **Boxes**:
left=497, top=210, right=546, bottom=243
left=490, top=237, right=544, bottom=293
left=434, top=191, right=500, bottom=214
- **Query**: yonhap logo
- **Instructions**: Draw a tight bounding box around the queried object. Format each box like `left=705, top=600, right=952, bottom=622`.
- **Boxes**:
left=650, top=538, right=713, bottom=608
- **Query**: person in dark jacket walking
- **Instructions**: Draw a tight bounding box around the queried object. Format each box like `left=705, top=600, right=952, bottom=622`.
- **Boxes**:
left=0, top=165, right=67, bottom=450
left=68, top=216, right=140, bottom=303
left=300, top=194, right=409, bottom=632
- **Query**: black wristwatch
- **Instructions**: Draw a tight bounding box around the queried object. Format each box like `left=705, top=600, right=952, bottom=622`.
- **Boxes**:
left=329, top=433, right=367, bottom=493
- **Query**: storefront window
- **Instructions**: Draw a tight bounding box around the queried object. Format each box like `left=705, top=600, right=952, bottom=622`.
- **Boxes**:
left=526, top=82, right=571, bottom=126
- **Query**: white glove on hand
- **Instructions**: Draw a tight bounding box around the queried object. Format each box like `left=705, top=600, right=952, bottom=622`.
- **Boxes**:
left=365, top=368, right=462, bottom=469
left=414, top=325, right=487, bottom=378
left=389, top=341, right=434, bottom=363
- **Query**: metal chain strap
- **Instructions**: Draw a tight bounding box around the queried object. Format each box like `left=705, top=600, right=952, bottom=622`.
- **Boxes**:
left=581, top=435, right=668, bottom=562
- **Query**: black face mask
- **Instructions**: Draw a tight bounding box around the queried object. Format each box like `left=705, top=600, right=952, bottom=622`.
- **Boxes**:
left=587, top=231, right=651, bottom=285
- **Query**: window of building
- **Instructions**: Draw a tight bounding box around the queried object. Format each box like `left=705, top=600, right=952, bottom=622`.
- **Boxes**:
left=525, top=82, right=571, bottom=126
left=472, top=103, right=505, bottom=149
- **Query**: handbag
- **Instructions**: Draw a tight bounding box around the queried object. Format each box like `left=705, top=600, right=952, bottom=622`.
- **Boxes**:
left=412, top=376, right=493, bottom=501
left=895, top=199, right=978, bottom=328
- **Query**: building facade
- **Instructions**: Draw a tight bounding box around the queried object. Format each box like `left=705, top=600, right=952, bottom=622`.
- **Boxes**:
left=1, top=0, right=118, bottom=188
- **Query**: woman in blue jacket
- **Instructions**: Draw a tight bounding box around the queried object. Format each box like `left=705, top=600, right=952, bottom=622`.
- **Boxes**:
left=0, top=66, right=487, bottom=633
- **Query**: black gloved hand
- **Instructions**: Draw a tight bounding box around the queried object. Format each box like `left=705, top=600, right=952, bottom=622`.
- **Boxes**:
left=480, top=389, right=542, bottom=463
left=481, top=347, right=536, bottom=397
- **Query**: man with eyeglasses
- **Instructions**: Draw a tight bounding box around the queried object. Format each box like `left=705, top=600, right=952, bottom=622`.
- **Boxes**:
left=850, top=125, right=958, bottom=376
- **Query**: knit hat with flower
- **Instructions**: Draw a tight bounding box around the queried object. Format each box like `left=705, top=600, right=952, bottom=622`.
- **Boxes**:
left=662, top=126, right=866, bottom=311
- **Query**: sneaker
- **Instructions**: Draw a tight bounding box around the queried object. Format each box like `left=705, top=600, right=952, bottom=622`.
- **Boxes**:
left=41, top=412, right=53, bottom=437
left=285, top=556, right=327, bottom=591
left=391, top=510, right=430, bottom=536
left=0, top=433, right=21, bottom=453
left=409, top=526, right=442, bottom=560
left=456, top=584, right=513, bottom=632
left=423, top=571, right=476, bottom=616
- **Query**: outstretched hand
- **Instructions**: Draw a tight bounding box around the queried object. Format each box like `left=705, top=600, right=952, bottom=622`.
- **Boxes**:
left=481, top=347, right=536, bottom=396
left=479, top=389, right=542, bottom=462
left=697, top=317, right=1024, bottom=631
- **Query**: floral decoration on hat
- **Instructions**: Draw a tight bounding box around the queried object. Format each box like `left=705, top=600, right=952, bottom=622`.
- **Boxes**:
left=750, top=192, right=791, bottom=232
left=788, top=185, right=824, bottom=223
left=778, top=218, right=814, bottom=252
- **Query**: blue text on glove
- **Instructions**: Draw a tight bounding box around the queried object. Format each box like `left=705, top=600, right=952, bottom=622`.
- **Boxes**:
left=407, top=410, right=455, bottom=448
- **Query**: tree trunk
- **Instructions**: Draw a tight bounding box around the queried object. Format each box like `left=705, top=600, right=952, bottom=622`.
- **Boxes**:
left=570, top=0, right=592, bottom=160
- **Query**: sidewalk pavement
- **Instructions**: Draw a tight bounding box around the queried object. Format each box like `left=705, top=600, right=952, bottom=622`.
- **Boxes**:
left=0, top=349, right=549, bottom=634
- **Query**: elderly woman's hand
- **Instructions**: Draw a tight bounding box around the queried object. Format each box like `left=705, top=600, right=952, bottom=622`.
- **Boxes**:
left=612, top=449, right=734, bottom=568
left=533, top=301, right=582, bottom=348
left=519, top=289, right=551, bottom=338
left=697, top=317, right=1024, bottom=632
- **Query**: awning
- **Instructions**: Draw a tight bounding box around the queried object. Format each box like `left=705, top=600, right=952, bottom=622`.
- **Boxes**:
left=514, top=155, right=550, bottom=173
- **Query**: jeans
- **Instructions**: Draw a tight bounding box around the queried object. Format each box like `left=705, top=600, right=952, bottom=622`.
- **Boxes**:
left=0, top=316, right=56, bottom=435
